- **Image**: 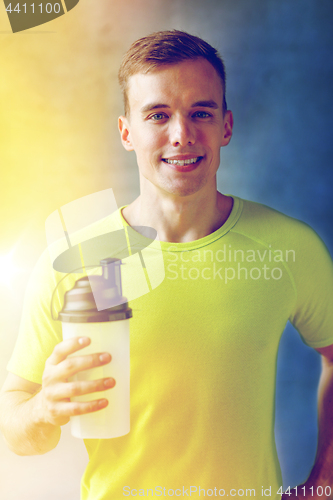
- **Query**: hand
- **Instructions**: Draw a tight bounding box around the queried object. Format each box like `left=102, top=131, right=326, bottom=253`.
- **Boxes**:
left=40, top=336, right=115, bottom=427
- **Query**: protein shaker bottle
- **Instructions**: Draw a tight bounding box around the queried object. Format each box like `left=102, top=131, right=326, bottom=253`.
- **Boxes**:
left=59, top=258, right=132, bottom=439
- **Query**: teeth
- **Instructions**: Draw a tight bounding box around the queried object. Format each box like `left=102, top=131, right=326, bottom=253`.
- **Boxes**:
left=164, top=157, right=200, bottom=166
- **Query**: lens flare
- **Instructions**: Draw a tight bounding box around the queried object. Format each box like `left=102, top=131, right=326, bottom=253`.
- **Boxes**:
left=0, top=250, right=21, bottom=289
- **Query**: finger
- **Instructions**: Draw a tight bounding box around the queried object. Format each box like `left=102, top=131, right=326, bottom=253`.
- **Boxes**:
left=49, top=398, right=109, bottom=421
left=47, top=337, right=92, bottom=366
left=53, top=352, right=112, bottom=381
left=47, top=377, right=116, bottom=400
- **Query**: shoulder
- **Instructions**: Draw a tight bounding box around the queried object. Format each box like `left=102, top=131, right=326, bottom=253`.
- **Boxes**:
left=234, top=197, right=332, bottom=298
left=238, top=198, right=308, bottom=232
left=233, top=197, right=327, bottom=253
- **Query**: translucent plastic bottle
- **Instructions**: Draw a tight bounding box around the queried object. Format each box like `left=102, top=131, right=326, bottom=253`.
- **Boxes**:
left=59, top=258, right=132, bottom=439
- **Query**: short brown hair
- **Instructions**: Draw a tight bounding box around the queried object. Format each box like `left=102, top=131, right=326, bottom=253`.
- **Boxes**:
left=118, top=30, right=227, bottom=116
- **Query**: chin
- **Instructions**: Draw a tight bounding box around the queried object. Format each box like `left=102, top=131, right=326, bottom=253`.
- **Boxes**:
left=159, top=179, right=208, bottom=198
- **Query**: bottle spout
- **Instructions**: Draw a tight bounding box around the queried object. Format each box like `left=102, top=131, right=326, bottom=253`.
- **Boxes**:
left=100, top=257, right=123, bottom=303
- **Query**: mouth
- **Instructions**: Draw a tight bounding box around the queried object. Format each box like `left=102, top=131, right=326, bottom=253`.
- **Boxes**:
left=161, top=156, right=204, bottom=172
left=162, top=156, right=203, bottom=166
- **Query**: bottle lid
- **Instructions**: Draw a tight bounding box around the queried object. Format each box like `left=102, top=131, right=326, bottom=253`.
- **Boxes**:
left=59, top=258, right=132, bottom=323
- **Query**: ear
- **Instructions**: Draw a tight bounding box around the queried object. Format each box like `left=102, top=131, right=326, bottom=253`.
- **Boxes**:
left=221, top=110, right=233, bottom=147
left=118, top=116, right=134, bottom=151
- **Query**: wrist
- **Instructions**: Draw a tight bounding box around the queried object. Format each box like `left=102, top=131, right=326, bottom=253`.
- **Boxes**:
left=0, top=389, right=61, bottom=456
left=30, top=390, right=62, bottom=449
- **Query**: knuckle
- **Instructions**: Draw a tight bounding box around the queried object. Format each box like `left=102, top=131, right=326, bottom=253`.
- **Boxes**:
left=89, top=401, right=98, bottom=412
left=42, top=372, right=52, bottom=386
left=49, top=406, right=60, bottom=419
left=64, top=358, right=76, bottom=372
left=53, top=342, right=60, bottom=351
left=93, top=381, right=103, bottom=393
left=97, top=380, right=105, bottom=391
left=69, top=382, right=82, bottom=397
left=43, top=386, right=53, bottom=400
left=53, top=342, right=63, bottom=354
left=91, top=354, right=100, bottom=365
left=72, top=403, right=81, bottom=416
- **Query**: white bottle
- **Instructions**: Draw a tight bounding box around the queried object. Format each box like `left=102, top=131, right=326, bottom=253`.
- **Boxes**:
left=59, top=258, right=132, bottom=439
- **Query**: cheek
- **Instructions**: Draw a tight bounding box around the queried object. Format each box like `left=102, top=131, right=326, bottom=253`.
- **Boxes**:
left=198, top=128, right=221, bottom=148
left=211, top=132, right=224, bottom=152
left=133, top=128, right=162, bottom=149
left=143, top=134, right=165, bottom=157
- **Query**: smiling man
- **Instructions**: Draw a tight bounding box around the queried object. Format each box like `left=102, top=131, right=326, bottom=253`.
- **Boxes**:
left=118, top=44, right=233, bottom=243
left=1, top=30, right=333, bottom=500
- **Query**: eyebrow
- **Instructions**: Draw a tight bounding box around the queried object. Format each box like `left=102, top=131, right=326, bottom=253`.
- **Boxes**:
left=140, top=100, right=219, bottom=114
left=140, top=103, right=170, bottom=114
left=191, top=100, right=219, bottom=109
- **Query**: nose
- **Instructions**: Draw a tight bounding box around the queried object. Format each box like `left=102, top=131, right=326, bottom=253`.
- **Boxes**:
left=170, top=116, right=195, bottom=147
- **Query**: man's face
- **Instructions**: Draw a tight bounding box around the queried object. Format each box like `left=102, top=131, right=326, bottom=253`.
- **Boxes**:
left=118, top=58, right=233, bottom=198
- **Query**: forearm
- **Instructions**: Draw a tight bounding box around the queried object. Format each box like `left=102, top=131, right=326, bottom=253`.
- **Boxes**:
left=0, top=389, right=61, bottom=456
left=306, top=358, right=333, bottom=489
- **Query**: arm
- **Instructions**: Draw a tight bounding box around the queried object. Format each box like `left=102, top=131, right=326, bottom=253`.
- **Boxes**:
left=282, top=343, right=333, bottom=499
left=0, top=373, right=60, bottom=456
left=0, top=336, right=114, bottom=456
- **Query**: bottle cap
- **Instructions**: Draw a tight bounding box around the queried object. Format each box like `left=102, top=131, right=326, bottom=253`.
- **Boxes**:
left=59, top=258, right=132, bottom=323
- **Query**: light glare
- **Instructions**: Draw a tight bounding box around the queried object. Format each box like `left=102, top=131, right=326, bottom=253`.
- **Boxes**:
left=0, top=251, right=20, bottom=288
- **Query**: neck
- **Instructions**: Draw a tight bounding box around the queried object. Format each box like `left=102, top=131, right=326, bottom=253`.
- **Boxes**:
left=122, top=184, right=233, bottom=243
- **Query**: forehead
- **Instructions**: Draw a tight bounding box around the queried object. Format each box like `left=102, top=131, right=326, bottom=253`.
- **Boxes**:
left=126, top=58, right=223, bottom=112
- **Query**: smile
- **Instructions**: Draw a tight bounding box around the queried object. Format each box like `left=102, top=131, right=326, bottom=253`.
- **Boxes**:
left=162, top=157, right=202, bottom=166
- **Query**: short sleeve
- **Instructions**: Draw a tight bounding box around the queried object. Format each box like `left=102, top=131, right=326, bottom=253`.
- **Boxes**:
left=288, top=225, right=333, bottom=348
left=7, top=248, right=68, bottom=384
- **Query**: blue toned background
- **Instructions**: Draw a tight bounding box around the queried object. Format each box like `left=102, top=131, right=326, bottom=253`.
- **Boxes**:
left=0, top=0, right=332, bottom=498
left=201, top=1, right=333, bottom=488
left=119, top=2, right=333, bottom=487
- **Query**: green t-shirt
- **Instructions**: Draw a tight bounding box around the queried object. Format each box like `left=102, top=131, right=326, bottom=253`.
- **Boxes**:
left=8, top=197, right=333, bottom=499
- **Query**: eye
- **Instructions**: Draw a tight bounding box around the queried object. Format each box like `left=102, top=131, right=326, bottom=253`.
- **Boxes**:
left=149, top=113, right=168, bottom=121
left=193, top=111, right=211, bottom=119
